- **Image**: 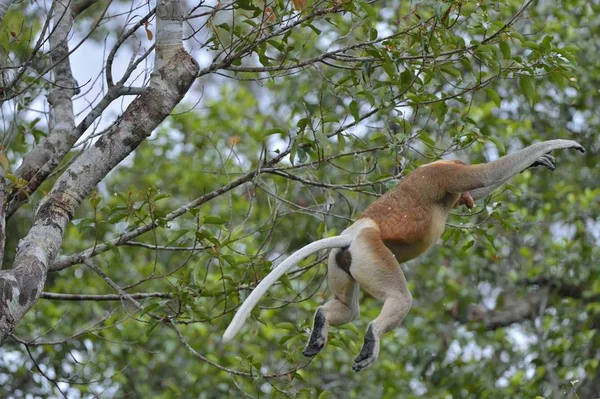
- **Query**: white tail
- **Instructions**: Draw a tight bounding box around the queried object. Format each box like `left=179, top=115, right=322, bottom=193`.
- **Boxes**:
left=222, top=235, right=354, bottom=343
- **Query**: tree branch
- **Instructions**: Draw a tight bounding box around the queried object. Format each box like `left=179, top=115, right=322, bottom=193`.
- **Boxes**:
left=8, top=1, right=79, bottom=215
left=454, top=289, right=546, bottom=330
left=0, top=0, right=199, bottom=344
left=70, top=0, right=100, bottom=17
left=40, top=291, right=175, bottom=301
left=455, top=278, right=600, bottom=331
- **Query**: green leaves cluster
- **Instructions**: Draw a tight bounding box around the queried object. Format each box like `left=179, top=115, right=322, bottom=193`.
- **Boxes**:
left=2, top=0, right=598, bottom=398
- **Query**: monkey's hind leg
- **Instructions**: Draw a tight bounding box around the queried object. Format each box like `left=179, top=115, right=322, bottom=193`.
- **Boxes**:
left=348, top=227, right=413, bottom=372
left=302, top=248, right=360, bottom=357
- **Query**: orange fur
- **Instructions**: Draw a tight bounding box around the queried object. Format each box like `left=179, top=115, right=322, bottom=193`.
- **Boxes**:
left=359, top=161, right=472, bottom=263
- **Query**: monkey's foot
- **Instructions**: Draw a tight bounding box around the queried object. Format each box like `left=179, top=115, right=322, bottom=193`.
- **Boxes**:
left=352, top=325, right=380, bottom=372
left=302, top=308, right=327, bottom=357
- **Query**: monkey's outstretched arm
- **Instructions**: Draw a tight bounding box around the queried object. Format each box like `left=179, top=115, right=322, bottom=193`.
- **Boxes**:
left=455, top=140, right=585, bottom=198
left=222, top=235, right=354, bottom=343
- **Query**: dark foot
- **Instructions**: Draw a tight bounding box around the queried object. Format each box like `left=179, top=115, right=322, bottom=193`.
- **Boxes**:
left=352, top=324, right=379, bottom=372
left=302, top=308, right=327, bottom=357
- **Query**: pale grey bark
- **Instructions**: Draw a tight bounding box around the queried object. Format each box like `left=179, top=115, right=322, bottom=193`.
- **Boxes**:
left=0, top=0, right=13, bottom=24
left=0, top=0, right=199, bottom=344
left=8, top=1, right=78, bottom=216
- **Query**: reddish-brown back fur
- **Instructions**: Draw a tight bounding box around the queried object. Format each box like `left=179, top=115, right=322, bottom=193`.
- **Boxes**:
left=359, top=160, right=471, bottom=263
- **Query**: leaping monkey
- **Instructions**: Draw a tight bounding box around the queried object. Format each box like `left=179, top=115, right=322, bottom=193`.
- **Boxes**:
left=222, top=139, right=585, bottom=371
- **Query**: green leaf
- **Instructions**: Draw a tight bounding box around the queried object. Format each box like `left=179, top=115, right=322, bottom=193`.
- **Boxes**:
left=499, top=41, right=511, bottom=59
left=431, top=102, right=448, bottom=123
left=461, top=239, right=475, bottom=252
left=381, top=60, right=396, bottom=79
left=305, top=23, right=321, bottom=35
left=280, top=274, right=293, bottom=291
left=222, top=254, right=237, bottom=266
left=359, top=1, right=376, bottom=21
left=519, top=75, right=536, bottom=107
left=550, top=71, right=567, bottom=89
left=349, top=100, right=360, bottom=123
left=484, top=88, right=501, bottom=107
left=561, top=44, right=580, bottom=54
left=369, top=132, right=388, bottom=142
left=297, top=118, right=309, bottom=131
left=460, top=2, right=476, bottom=16
left=276, top=322, right=296, bottom=331
left=434, top=3, right=450, bottom=21
left=488, top=136, right=505, bottom=155
left=419, top=132, right=436, bottom=146
left=440, top=64, right=461, bottom=78
left=140, top=302, right=160, bottom=317
left=265, top=128, right=286, bottom=136
left=195, top=230, right=214, bottom=241
left=539, top=35, right=553, bottom=54
left=204, top=215, right=226, bottom=224
left=145, top=320, right=160, bottom=336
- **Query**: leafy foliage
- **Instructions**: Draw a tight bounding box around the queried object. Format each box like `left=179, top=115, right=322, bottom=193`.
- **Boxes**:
left=1, top=0, right=598, bottom=398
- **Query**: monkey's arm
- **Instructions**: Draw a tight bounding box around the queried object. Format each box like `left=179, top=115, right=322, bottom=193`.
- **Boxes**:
left=469, top=154, right=554, bottom=200
left=469, top=155, right=555, bottom=199
left=453, top=140, right=585, bottom=198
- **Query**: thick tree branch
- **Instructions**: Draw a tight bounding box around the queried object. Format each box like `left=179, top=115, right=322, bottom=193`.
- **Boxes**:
left=8, top=1, right=78, bottom=216
left=7, top=0, right=108, bottom=216
left=0, top=0, right=199, bottom=344
left=455, top=279, right=600, bottom=331
left=463, top=290, right=548, bottom=330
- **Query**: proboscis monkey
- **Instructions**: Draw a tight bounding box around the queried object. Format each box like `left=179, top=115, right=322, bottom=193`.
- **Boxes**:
left=222, top=139, right=585, bottom=371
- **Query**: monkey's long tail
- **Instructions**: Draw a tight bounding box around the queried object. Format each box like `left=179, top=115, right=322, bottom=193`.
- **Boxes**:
left=222, top=235, right=354, bottom=343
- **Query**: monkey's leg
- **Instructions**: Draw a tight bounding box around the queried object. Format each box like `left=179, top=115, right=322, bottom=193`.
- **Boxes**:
left=302, top=248, right=360, bottom=357
left=348, top=227, right=413, bottom=372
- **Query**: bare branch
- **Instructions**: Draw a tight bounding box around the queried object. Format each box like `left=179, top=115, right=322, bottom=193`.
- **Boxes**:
left=106, top=7, right=156, bottom=88
left=41, top=291, right=175, bottom=301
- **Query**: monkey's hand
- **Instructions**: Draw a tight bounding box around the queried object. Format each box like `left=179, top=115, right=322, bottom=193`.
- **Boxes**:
left=457, top=192, right=474, bottom=210
left=526, top=141, right=585, bottom=171
left=528, top=154, right=556, bottom=171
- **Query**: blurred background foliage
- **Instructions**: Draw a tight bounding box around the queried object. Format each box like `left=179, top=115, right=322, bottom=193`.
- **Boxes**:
left=1, top=0, right=598, bottom=398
